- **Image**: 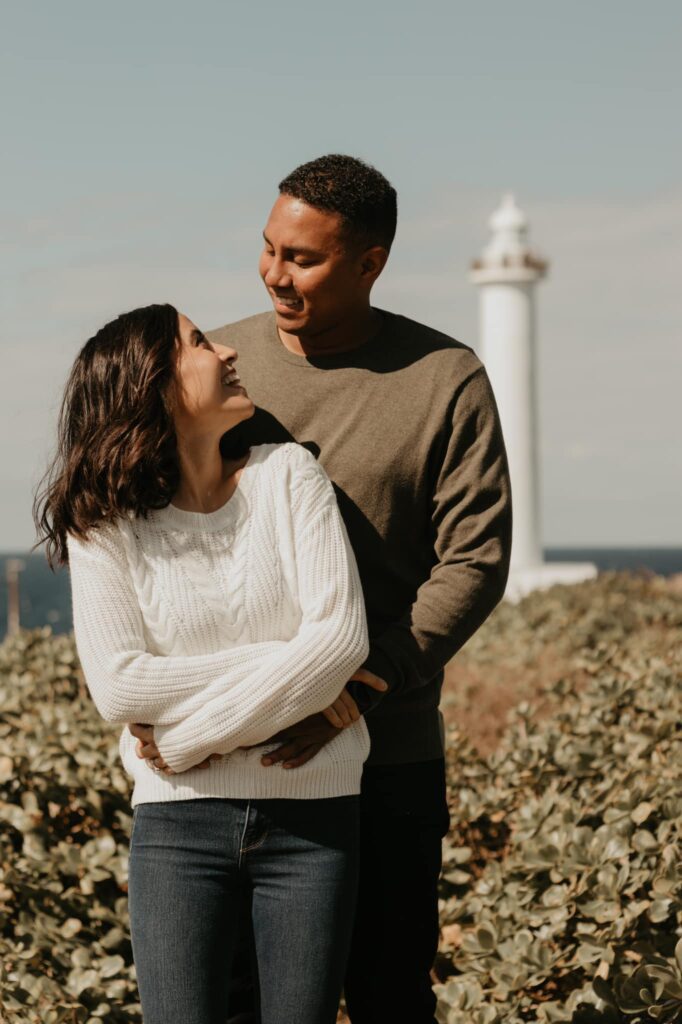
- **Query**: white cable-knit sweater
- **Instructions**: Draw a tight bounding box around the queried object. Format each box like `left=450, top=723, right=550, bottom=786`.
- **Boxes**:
left=67, top=443, right=370, bottom=807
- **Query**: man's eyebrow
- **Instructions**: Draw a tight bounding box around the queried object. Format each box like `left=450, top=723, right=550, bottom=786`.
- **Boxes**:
left=262, top=232, right=322, bottom=257
left=291, top=247, right=323, bottom=257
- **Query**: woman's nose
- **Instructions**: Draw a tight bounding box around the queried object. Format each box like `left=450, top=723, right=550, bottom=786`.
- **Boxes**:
left=219, top=345, right=238, bottom=363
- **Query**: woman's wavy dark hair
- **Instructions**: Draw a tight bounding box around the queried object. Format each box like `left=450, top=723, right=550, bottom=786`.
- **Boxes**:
left=33, top=303, right=185, bottom=569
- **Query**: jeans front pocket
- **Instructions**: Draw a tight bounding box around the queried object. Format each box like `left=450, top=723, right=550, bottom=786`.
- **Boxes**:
left=129, top=805, right=139, bottom=848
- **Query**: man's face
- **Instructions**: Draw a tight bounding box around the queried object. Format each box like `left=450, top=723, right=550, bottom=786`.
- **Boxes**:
left=259, top=195, right=367, bottom=337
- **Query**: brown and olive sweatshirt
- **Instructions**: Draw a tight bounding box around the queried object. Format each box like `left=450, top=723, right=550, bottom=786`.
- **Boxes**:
left=208, top=309, right=512, bottom=765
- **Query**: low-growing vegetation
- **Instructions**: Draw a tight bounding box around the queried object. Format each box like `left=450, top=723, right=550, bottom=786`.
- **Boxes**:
left=1, top=572, right=681, bottom=1022
left=438, top=573, right=682, bottom=1023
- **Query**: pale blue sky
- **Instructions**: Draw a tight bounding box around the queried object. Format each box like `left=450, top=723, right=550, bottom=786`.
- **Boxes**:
left=2, top=0, right=681, bottom=548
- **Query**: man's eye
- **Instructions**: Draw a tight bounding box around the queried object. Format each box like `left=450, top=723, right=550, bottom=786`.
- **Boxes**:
left=295, top=260, right=314, bottom=267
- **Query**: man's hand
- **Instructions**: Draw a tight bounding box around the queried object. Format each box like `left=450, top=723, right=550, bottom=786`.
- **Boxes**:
left=260, top=669, right=388, bottom=769
left=128, top=723, right=221, bottom=775
left=258, top=713, right=341, bottom=769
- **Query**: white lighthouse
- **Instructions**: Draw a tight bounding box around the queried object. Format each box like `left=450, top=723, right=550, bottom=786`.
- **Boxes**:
left=470, top=194, right=596, bottom=600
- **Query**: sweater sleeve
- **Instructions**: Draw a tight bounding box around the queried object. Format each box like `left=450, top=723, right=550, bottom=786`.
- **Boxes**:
left=154, top=447, right=370, bottom=773
left=67, top=525, right=288, bottom=725
left=356, top=364, right=512, bottom=705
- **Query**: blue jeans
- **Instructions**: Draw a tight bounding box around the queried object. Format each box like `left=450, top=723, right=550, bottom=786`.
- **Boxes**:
left=128, top=796, right=360, bottom=1024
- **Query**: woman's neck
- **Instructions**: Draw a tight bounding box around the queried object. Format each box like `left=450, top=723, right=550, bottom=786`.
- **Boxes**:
left=172, top=447, right=249, bottom=513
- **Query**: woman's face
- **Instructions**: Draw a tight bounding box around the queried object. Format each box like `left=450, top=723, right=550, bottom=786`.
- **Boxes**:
left=170, top=313, right=254, bottom=437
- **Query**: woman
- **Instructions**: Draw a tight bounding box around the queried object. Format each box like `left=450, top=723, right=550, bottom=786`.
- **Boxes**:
left=33, top=303, right=386, bottom=1024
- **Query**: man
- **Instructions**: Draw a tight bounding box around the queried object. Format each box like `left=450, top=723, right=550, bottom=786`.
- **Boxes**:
left=209, top=154, right=512, bottom=1024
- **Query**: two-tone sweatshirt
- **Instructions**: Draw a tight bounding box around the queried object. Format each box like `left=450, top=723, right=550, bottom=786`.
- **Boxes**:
left=208, top=308, right=512, bottom=765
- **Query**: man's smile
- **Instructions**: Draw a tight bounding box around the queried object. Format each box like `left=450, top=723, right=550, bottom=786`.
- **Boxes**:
left=272, top=293, right=304, bottom=312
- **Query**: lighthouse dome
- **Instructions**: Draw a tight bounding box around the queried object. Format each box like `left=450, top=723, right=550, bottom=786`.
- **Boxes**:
left=489, top=193, right=527, bottom=234
left=470, top=193, right=547, bottom=279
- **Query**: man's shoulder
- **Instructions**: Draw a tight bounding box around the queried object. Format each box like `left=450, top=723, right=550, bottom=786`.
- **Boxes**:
left=206, top=311, right=274, bottom=347
left=380, top=309, right=482, bottom=376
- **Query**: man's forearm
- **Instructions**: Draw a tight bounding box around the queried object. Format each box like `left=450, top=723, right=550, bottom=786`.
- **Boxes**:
left=360, top=555, right=509, bottom=701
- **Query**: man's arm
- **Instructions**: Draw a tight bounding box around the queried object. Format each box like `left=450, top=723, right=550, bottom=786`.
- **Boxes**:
left=349, top=363, right=512, bottom=711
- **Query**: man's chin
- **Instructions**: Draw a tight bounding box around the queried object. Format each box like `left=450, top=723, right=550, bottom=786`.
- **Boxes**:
left=274, top=310, right=308, bottom=336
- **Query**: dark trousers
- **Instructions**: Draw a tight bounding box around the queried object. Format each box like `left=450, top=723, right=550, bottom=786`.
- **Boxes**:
left=227, top=758, right=450, bottom=1024
left=344, top=758, right=450, bottom=1024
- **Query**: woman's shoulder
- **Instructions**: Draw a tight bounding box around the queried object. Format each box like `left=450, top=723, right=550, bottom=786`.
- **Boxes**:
left=65, top=514, right=132, bottom=569
left=247, top=442, right=322, bottom=475
left=248, top=443, right=335, bottom=508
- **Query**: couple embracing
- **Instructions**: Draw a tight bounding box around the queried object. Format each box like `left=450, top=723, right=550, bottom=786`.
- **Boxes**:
left=35, top=155, right=512, bottom=1024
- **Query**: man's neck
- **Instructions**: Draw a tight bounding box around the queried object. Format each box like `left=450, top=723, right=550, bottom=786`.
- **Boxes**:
left=277, top=307, right=383, bottom=357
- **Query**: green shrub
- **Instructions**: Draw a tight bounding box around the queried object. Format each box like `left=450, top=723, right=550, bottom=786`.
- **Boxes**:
left=437, top=574, right=682, bottom=1023
left=1, top=573, right=681, bottom=1022
left=0, top=628, right=138, bottom=1022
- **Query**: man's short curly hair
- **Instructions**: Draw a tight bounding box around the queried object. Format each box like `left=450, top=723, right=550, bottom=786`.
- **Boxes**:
left=278, top=154, right=397, bottom=253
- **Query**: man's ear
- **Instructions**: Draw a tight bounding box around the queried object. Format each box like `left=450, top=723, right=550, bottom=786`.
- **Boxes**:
left=359, top=245, right=389, bottom=285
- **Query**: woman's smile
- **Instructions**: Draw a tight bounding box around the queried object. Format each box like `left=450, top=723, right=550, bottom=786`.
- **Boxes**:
left=221, top=364, right=243, bottom=389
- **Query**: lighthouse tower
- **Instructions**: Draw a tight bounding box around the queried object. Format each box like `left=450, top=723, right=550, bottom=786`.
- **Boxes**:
left=470, top=194, right=596, bottom=599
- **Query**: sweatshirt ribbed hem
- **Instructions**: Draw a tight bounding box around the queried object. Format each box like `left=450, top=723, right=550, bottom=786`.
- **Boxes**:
left=120, top=719, right=369, bottom=806
left=127, top=758, right=364, bottom=807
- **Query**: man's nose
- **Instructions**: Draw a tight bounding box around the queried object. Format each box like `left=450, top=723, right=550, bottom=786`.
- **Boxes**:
left=263, top=255, right=292, bottom=289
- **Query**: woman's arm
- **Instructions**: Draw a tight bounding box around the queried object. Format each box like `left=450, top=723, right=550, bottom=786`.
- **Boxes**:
left=153, top=447, right=369, bottom=773
left=67, top=524, right=288, bottom=725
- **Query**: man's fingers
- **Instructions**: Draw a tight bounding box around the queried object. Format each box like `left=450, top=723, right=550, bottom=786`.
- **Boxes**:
left=261, top=744, right=294, bottom=766
left=283, top=744, right=323, bottom=769
left=261, top=740, right=307, bottom=766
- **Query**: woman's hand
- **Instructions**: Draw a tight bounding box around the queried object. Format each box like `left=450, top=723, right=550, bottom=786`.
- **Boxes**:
left=128, top=723, right=221, bottom=775
left=262, top=669, right=390, bottom=769
left=322, top=669, right=388, bottom=728
left=322, top=687, right=362, bottom=729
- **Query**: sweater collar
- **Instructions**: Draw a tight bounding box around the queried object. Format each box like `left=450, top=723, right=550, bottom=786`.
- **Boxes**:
left=149, top=455, right=255, bottom=534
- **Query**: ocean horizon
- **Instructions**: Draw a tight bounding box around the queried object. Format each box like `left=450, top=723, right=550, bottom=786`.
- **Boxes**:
left=1, top=546, right=681, bottom=638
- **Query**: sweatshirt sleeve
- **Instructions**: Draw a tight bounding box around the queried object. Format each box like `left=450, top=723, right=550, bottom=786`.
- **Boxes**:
left=356, top=364, right=512, bottom=705
left=67, top=524, right=288, bottom=725
left=154, top=446, right=370, bottom=773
